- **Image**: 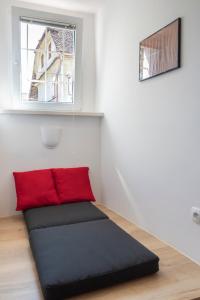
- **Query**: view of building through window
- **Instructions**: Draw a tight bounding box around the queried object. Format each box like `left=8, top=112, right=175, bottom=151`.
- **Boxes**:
left=20, top=20, right=76, bottom=103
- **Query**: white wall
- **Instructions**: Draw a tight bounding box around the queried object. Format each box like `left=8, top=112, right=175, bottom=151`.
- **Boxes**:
left=0, top=114, right=101, bottom=217
left=0, top=0, right=101, bottom=217
left=96, top=0, right=200, bottom=263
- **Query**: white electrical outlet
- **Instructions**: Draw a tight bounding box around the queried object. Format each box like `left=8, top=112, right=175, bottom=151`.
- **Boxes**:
left=191, top=207, right=200, bottom=225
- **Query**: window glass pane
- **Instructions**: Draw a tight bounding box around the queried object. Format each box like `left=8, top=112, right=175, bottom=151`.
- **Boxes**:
left=21, top=80, right=45, bottom=102
left=62, top=29, right=75, bottom=55
left=20, top=20, right=76, bottom=103
left=57, top=75, right=74, bottom=103
left=35, top=80, right=46, bottom=102
left=21, top=22, right=27, bottom=49
left=21, top=49, right=45, bottom=81
left=21, top=49, right=46, bottom=101
left=46, top=81, right=58, bottom=102
left=28, top=23, right=47, bottom=50
left=46, top=52, right=63, bottom=74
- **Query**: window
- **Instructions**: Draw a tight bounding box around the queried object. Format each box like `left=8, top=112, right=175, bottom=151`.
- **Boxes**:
left=12, top=7, right=83, bottom=110
left=21, top=19, right=76, bottom=103
left=48, top=43, right=52, bottom=60
left=41, top=54, right=44, bottom=69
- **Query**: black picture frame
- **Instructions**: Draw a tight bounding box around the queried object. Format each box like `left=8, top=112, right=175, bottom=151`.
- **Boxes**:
left=139, top=18, right=181, bottom=81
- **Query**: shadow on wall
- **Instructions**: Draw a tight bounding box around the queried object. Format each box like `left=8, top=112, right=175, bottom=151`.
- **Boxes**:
left=115, top=167, right=148, bottom=227
left=101, top=116, right=147, bottom=227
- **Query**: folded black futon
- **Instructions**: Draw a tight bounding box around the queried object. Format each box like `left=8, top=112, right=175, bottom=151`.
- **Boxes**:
left=24, top=202, right=159, bottom=300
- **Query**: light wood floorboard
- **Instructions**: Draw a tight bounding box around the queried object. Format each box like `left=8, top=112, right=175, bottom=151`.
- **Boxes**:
left=0, top=204, right=200, bottom=300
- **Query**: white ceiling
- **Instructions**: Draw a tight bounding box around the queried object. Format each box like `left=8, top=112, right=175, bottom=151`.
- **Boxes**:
left=21, top=0, right=106, bottom=13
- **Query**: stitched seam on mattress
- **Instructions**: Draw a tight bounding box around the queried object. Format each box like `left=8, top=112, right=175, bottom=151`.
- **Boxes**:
left=27, top=216, right=109, bottom=233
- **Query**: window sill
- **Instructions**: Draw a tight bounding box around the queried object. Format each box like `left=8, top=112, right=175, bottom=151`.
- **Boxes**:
left=0, top=109, right=104, bottom=118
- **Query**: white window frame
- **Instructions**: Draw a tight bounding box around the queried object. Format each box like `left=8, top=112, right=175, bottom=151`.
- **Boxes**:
left=12, top=7, right=83, bottom=111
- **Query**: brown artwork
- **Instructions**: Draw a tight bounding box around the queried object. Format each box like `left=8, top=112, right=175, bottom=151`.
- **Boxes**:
left=139, top=18, right=181, bottom=81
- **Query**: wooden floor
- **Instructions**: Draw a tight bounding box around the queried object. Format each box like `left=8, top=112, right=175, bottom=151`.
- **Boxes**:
left=1, top=204, right=200, bottom=300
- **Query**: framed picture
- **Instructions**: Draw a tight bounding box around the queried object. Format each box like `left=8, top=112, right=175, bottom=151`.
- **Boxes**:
left=139, top=18, right=181, bottom=81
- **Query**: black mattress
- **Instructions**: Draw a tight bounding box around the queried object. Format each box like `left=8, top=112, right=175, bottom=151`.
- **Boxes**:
left=25, top=202, right=159, bottom=300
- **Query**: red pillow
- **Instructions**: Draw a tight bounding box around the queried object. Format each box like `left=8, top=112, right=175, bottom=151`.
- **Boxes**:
left=52, top=167, right=96, bottom=204
left=13, top=169, right=59, bottom=211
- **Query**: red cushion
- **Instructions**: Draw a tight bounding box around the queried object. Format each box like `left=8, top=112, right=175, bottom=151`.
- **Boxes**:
left=13, top=169, right=59, bottom=211
left=52, top=167, right=96, bottom=204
